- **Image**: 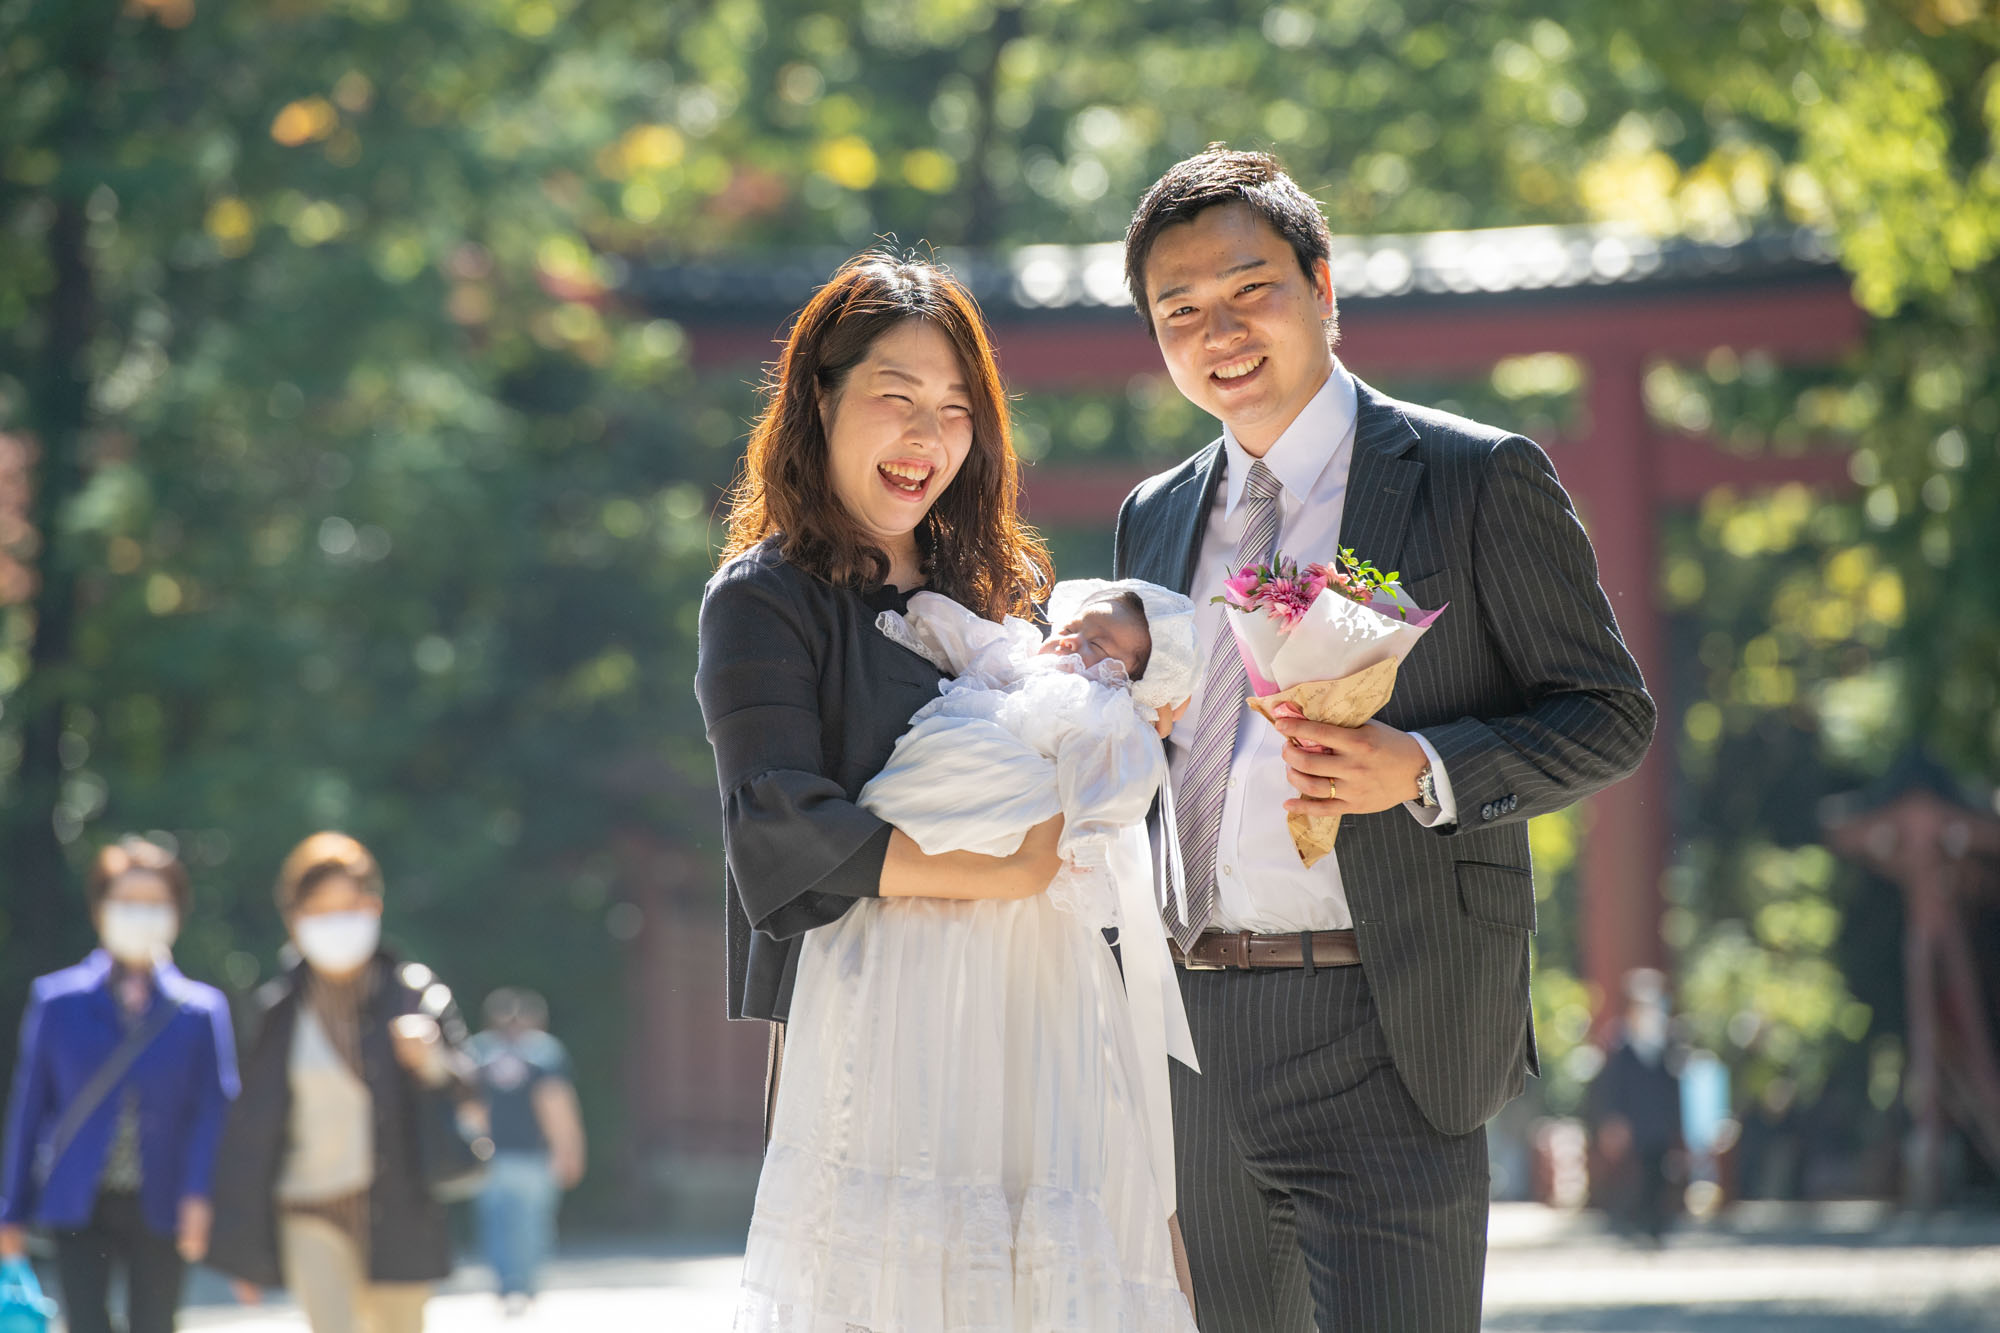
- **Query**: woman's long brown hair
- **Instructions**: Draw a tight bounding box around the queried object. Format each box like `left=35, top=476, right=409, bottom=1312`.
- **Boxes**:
left=719, top=251, right=1051, bottom=622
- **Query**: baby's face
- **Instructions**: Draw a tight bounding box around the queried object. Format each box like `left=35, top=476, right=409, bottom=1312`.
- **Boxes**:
left=1038, top=601, right=1150, bottom=680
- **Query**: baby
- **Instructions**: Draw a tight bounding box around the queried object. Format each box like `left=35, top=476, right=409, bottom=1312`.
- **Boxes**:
left=864, top=578, right=1197, bottom=928
left=1037, top=587, right=1155, bottom=683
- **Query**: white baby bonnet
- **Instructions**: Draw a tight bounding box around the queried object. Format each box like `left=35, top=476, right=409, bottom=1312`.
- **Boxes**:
left=1045, top=578, right=1198, bottom=719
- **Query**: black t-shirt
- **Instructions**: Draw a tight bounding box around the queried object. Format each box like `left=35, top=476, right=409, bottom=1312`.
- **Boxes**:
left=468, top=1029, right=570, bottom=1154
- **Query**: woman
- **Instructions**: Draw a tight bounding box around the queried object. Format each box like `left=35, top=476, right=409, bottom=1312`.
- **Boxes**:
left=205, top=832, right=477, bottom=1333
left=0, top=837, right=239, bottom=1333
left=696, top=252, right=1193, bottom=1330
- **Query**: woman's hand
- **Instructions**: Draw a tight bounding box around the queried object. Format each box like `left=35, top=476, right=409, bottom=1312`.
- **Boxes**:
left=1154, top=696, right=1191, bottom=740
left=880, top=815, right=1064, bottom=901
left=176, top=1197, right=212, bottom=1263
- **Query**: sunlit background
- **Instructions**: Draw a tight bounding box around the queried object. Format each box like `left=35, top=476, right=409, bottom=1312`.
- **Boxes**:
left=3, top=0, right=1997, bottom=1246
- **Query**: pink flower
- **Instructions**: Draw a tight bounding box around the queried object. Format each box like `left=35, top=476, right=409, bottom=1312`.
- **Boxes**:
left=1221, top=565, right=1265, bottom=608
left=1263, top=576, right=1318, bottom=629
left=1323, top=567, right=1370, bottom=606
left=1271, top=699, right=1329, bottom=752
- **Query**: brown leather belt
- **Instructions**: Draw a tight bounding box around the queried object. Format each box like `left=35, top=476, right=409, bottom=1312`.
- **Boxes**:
left=1171, top=929, right=1360, bottom=971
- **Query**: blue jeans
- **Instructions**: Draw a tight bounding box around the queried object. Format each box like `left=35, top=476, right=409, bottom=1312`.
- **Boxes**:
left=476, top=1153, right=559, bottom=1297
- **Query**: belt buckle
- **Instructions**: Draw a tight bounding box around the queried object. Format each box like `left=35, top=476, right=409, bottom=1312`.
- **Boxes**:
left=1176, top=937, right=1226, bottom=971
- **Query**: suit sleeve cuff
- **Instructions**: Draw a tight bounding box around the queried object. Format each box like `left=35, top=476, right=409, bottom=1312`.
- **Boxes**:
left=1404, top=731, right=1459, bottom=828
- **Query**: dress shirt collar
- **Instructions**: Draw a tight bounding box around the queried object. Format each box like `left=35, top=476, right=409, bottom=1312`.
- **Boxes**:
left=1219, top=360, right=1357, bottom=519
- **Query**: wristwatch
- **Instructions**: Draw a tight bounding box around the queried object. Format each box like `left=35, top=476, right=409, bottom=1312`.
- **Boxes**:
left=1415, top=762, right=1440, bottom=809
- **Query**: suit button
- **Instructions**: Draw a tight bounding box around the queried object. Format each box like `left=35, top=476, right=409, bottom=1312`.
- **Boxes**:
left=1480, top=803, right=1495, bottom=821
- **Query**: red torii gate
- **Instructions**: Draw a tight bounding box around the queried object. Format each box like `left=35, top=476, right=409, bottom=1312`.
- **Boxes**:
left=664, top=225, right=1866, bottom=1018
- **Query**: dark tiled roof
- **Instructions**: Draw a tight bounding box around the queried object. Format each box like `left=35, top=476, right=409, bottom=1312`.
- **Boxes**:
left=623, top=225, right=1840, bottom=321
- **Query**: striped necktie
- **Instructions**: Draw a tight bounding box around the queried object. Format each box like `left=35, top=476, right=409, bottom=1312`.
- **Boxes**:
left=1166, top=458, right=1284, bottom=952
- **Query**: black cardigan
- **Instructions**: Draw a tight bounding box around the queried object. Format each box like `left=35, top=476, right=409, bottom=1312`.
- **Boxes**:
left=694, top=537, right=947, bottom=1022
left=205, top=951, right=470, bottom=1288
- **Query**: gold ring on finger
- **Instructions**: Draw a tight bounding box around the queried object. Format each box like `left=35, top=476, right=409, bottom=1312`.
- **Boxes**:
left=1325, top=778, right=1338, bottom=799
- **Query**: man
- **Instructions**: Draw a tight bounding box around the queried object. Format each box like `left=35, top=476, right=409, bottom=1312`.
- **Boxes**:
left=467, top=989, right=585, bottom=1316
left=1113, top=146, right=1657, bottom=1331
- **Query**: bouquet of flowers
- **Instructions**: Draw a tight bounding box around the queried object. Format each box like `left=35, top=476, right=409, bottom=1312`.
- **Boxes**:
left=1214, top=548, right=1445, bottom=866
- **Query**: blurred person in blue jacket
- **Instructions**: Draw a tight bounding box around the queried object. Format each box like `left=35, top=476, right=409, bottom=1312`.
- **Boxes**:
left=0, top=836, right=240, bottom=1333
left=467, top=988, right=584, bottom=1316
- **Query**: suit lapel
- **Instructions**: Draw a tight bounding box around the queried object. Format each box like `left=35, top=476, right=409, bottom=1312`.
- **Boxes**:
left=1337, top=379, right=1424, bottom=575
left=1174, top=442, right=1227, bottom=593
left=1133, top=440, right=1224, bottom=595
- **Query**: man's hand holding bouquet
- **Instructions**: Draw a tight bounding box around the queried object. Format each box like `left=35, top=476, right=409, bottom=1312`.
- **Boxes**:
left=1213, top=548, right=1445, bottom=866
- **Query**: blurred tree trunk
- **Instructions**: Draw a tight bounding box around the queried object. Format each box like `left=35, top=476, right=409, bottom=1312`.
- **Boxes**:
left=4, top=15, right=108, bottom=1058
left=13, top=196, right=89, bottom=931
left=959, top=1, right=1024, bottom=248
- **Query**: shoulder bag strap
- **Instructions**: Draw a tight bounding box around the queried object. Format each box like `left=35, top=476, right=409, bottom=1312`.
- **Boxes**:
left=33, top=997, right=181, bottom=1189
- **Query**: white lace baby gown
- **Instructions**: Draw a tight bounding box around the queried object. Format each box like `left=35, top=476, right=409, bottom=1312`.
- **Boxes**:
left=734, top=593, right=1198, bottom=1333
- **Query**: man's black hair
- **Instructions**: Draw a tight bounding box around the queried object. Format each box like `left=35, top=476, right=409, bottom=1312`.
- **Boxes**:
left=1123, top=144, right=1336, bottom=341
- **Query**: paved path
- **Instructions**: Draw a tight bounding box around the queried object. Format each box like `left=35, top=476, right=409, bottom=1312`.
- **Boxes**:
left=1481, top=1204, right=2000, bottom=1330
left=166, top=1205, right=2000, bottom=1332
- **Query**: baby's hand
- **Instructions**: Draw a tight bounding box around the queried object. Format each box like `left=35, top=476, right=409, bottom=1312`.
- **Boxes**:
left=1155, top=696, right=1190, bottom=739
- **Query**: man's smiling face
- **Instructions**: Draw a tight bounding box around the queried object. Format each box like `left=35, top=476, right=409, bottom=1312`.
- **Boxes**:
left=1144, top=201, right=1336, bottom=456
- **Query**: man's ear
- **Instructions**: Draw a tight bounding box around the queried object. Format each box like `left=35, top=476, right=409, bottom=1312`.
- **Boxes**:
left=1311, top=257, right=1335, bottom=319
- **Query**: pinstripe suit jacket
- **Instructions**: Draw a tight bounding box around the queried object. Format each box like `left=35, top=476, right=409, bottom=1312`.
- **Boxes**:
left=1113, top=376, right=1656, bottom=1135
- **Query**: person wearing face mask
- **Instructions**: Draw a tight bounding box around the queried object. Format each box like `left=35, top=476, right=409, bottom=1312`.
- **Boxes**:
left=1586, top=968, right=1686, bottom=1244
left=0, top=837, right=239, bottom=1333
left=205, top=832, right=478, bottom=1333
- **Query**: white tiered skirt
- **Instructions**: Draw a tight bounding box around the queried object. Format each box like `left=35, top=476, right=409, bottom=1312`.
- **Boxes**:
left=734, top=894, right=1195, bottom=1333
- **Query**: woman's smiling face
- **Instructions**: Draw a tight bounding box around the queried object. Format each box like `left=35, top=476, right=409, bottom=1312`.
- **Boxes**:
left=819, top=318, right=975, bottom=584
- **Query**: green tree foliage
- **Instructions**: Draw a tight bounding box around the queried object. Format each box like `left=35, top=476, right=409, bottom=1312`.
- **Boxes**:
left=0, top=0, right=734, bottom=1201
left=1601, top=2, right=2000, bottom=1131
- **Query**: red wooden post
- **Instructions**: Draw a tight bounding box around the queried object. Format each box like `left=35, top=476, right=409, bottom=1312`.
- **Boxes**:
left=1556, top=348, right=1672, bottom=1009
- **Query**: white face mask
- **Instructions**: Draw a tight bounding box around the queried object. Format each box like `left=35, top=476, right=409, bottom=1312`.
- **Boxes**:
left=100, top=902, right=178, bottom=967
left=1629, top=1003, right=1669, bottom=1057
left=294, top=911, right=381, bottom=974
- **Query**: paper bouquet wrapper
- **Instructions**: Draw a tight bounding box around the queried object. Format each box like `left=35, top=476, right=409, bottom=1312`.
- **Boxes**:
left=1244, top=657, right=1402, bottom=868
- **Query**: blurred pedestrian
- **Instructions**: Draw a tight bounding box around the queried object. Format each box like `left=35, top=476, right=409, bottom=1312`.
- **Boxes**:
left=0, top=836, right=239, bottom=1333
left=467, top=989, right=584, bottom=1315
left=206, top=832, right=478, bottom=1333
left=1588, top=968, right=1685, bottom=1242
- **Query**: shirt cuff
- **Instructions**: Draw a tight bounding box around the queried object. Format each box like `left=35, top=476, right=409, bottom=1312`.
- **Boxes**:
left=1404, top=732, right=1459, bottom=828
